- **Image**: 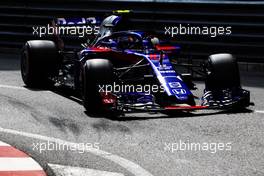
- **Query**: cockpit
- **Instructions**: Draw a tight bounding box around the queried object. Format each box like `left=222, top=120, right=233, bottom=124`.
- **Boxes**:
left=95, top=31, right=160, bottom=53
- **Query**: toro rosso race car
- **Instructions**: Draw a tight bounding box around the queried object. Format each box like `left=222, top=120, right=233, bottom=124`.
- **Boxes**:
left=21, top=11, right=251, bottom=115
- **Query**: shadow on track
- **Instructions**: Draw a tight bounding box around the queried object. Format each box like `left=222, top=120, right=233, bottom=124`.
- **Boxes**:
left=23, top=85, right=254, bottom=121
left=85, top=108, right=253, bottom=121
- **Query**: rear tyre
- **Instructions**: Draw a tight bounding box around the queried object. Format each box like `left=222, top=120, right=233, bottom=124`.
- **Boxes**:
left=83, top=59, right=114, bottom=114
left=205, top=53, right=240, bottom=90
left=21, top=40, right=59, bottom=88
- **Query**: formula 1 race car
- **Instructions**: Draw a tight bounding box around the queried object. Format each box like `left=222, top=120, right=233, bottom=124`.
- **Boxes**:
left=21, top=11, right=251, bottom=115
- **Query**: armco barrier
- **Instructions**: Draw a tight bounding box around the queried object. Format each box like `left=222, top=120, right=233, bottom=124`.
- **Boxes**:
left=0, top=0, right=263, bottom=62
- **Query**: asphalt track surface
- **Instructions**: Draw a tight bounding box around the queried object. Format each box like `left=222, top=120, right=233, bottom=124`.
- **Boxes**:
left=0, top=53, right=263, bottom=176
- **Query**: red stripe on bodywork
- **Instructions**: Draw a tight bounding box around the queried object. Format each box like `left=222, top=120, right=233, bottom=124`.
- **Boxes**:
left=87, top=47, right=111, bottom=52
left=165, top=105, right=208, bottom=110
left=148, top=54, right=159, bottom=60
left=156, top=45, right=178, bottom=51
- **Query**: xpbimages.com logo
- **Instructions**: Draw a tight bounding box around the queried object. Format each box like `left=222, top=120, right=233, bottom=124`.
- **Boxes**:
left=32, top=141, right=100, bottom=153
left=164, top=24, right=232, bottom=38
left=32, top=24, right=99, bottom=38
left=98, top=82, right=165, bottom=95
left=164, top=140, right=232, bottom=154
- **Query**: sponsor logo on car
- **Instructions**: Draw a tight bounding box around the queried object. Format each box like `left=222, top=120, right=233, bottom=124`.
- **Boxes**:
left=172, top=88, right=187, bottom=95
left=169, top=82, right=182, bottom=88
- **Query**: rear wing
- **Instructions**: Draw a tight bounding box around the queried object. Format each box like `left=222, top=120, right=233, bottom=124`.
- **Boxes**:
left=49, top=10, right=132, bottom=49
left=50, top=17, right=103, bottom=49
left=53, top=17, right=102, bottom=37
left=55, top=17, right=102, bottom=26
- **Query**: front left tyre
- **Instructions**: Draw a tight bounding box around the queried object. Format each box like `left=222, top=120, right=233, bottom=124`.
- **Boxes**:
left=21, top=40, right=59, bottom=88
left=83, top=59, right=114, bottom=114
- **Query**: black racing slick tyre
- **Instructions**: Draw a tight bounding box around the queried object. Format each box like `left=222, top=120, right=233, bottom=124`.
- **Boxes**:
left=83, top=59, right=114, bottom=114
left=205, top=53, right=240, bottom=90
left=21, top=40, right=59, bottom=88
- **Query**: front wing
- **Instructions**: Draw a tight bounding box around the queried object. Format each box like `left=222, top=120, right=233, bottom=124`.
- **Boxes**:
left=99, top=88, right=251, bottom=113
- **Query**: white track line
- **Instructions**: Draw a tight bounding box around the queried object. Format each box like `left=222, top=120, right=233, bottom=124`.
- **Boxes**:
left=0, top=141, right=45, bottom=174
left=48, top=163, right=124, bottom=176
left=0, top=158, right=43, bottom=171
left=0, top=127, right=153, bottom=176
left=0, top=141, right=10, bottom=146
left=0, top=84, right=26, bottom=90
left=255, top=110, right=264, bottom=114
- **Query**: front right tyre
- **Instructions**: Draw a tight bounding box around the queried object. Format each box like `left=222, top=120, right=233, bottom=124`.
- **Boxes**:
left=205, top=53, right=240, bottom=90
left=203, top=53, right=250, bottom=108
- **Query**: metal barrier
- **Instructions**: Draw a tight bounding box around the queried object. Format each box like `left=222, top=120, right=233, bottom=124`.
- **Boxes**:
left=0, top=0, right=263, bottom=62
